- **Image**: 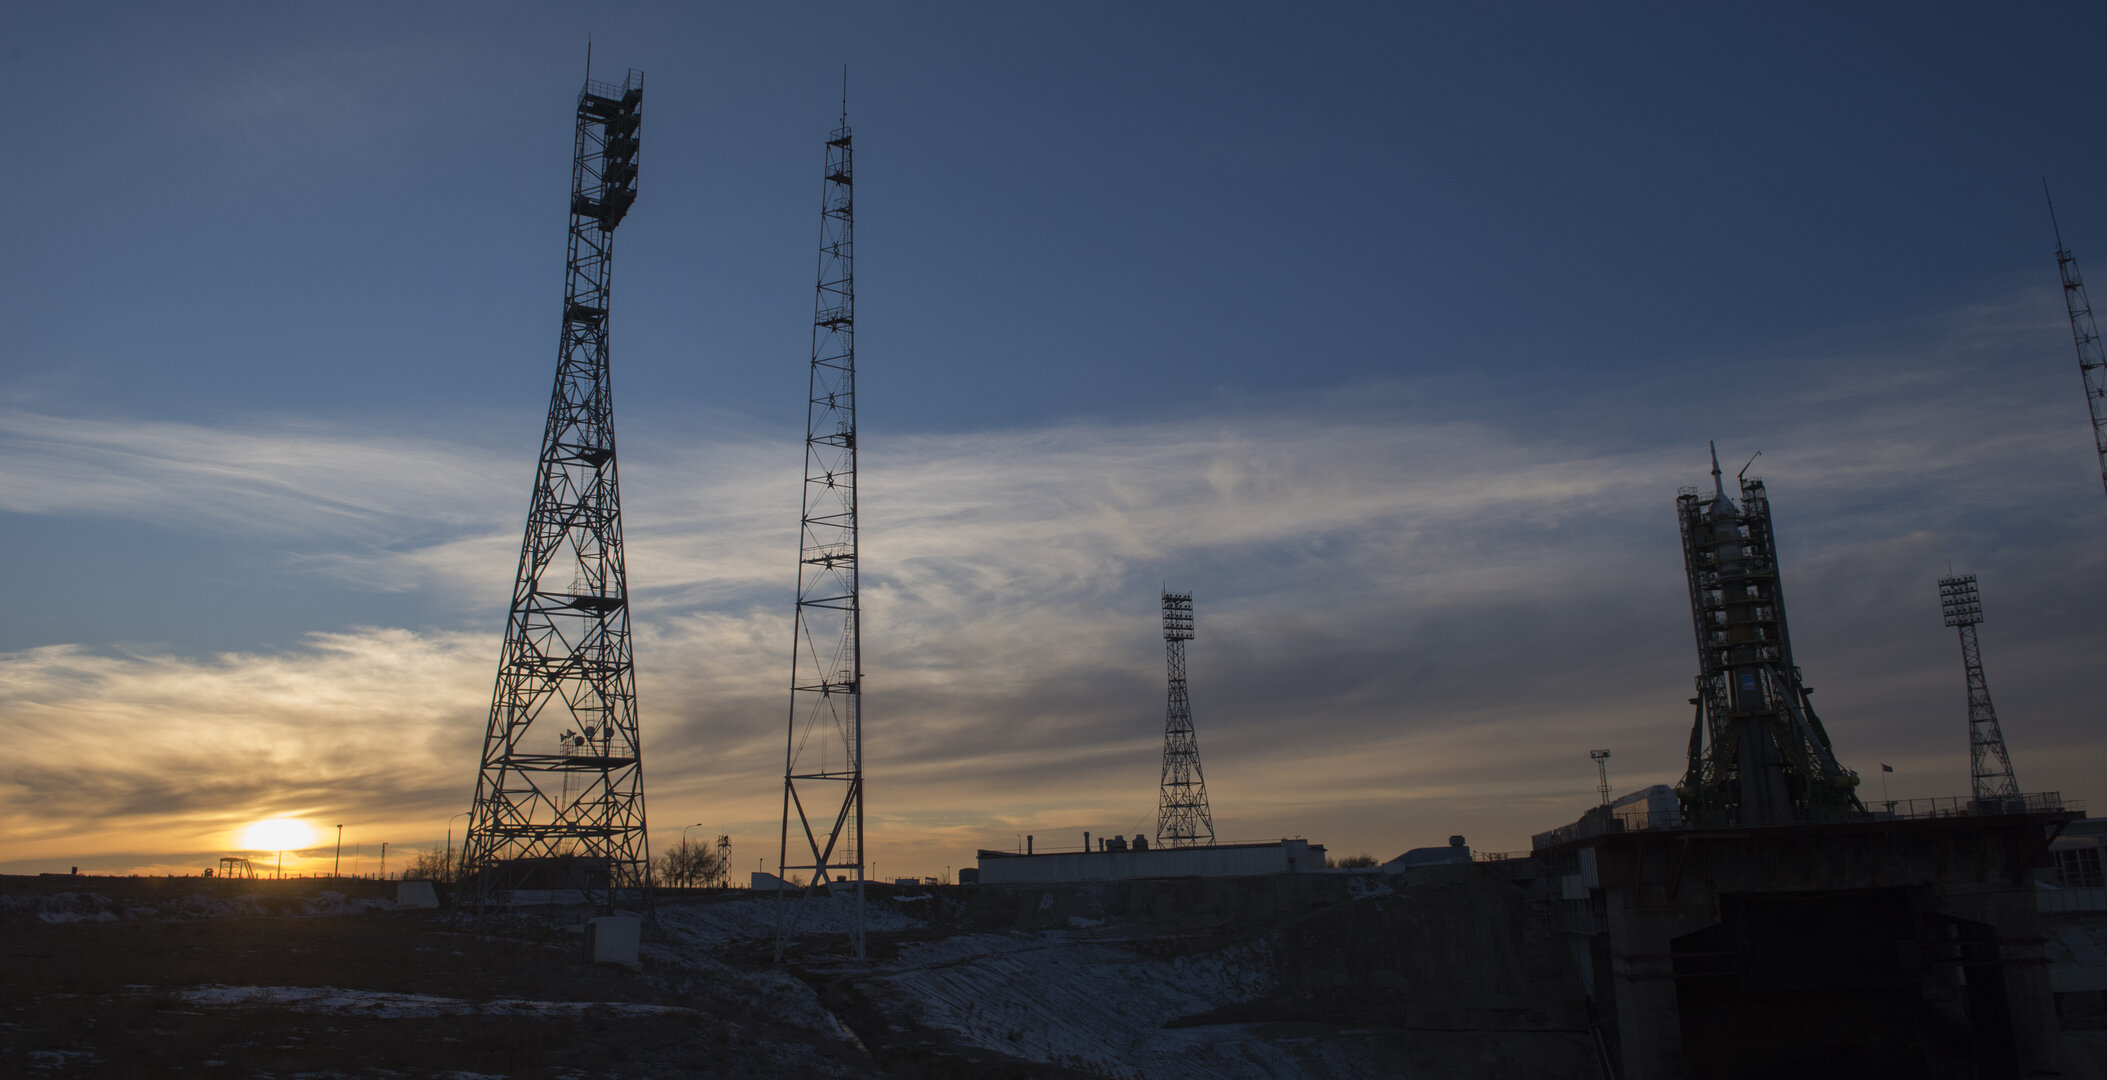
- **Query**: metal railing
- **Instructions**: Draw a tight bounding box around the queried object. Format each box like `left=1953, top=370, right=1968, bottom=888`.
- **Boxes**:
left=1531, top=792, right=2079, bottom=851
left=582, top=71, right=641, bottom=102
left=1872, top=792, right=2079, bottom=820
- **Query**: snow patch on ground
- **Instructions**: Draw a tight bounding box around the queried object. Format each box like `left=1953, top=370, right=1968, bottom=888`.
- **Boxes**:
left=1346, top=875, right=1396, bottom=899
left=25, top=1048, right=99, bottom=1070
left=174, top=984, right=697, bottom=1019
left=865, top=931, right=1292, bottom=1079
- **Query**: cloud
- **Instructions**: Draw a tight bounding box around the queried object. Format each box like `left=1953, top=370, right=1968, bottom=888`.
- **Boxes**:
left=0, top=411, right=518, bottom=542
left=0, top=628, right=492, bottom=869
left=5, top=304, right=2107, bottom=874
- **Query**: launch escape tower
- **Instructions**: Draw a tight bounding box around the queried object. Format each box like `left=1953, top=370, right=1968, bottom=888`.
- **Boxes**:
left=1675, top=445, right=1861, bottom=826
left=461, top=69, right=648, bottom=911
left=1938, top=574, right=2022, bottom=809
left=777, top=92, right=864, bottom=961
left=1156, top=591, right=1216, bottom=847
left=2048, top=185, right=2107, bottom=500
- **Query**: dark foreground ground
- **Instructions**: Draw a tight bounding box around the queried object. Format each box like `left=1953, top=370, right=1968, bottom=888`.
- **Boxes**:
left=0, top=877, right=884, bottom=1079
left=12, top=872, right=2099, bottom=1079
left=0, top=870, right=1602, bottom=1080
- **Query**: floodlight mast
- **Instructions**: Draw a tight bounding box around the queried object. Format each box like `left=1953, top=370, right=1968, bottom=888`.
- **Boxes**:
left=1156, top=591, right=1215, bottom=847
left=460, top=67, right=649, bottom=914
left=777, top=89, right=865, bottom=962
left=1938, top=575, right=2021, bottom=808
left=2047, top=183, right=2107, bottom=500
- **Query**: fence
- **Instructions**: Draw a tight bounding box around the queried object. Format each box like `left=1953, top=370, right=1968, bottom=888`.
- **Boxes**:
left=1532, top=792, right=2079, bottom=851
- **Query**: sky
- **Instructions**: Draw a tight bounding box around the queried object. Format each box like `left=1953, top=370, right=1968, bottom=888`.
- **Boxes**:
left=4, top=2, right=2107, bottom=880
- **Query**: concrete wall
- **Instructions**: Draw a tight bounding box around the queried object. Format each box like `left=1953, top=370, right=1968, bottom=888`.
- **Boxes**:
left=975, top=839, right=1323, bottom=884
left=1561, top=814, right=2069, bottom=1080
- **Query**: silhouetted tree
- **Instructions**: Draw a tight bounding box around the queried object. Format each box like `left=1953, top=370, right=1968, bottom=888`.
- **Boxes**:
left=402, top=846, right=454, bottom=883
left=653, top=836, right=728, bottom=888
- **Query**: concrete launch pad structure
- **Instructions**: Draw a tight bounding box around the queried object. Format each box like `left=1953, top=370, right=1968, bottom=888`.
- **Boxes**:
left=1537, top=797, right=2082, bottom=1079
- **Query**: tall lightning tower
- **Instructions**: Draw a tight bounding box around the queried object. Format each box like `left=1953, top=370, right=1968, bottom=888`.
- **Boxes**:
left=1675, top=444, right=1861, bottom=826
left=460, top=67, right=648, bottom=911
left=2047, top=185, right=2107, bottom=499
left=1938, top=574, right=2021, bottom=809
left=1156, top=591, right=1215, bottom=847
left=777, top=88, right=864, bottom=961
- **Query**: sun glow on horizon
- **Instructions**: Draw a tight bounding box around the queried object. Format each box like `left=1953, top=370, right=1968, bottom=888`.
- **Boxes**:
left=238, top=818, right=317, bottom=853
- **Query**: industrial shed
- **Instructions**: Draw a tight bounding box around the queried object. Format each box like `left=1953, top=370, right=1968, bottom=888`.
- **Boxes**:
left=974, top=838, right=1326, bottom=884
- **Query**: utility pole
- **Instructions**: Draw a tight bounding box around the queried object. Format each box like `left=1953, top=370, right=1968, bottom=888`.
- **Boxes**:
left=461, top=61, right=650, bottom=914
left=778, top=79, right=865, bottom=961
left=1156, top=590, right=1215, bottom=847
left=1938, top=575, right=2021, bottom=810
left=2046, top=183, right=2107, bottom=499
left=334, top=824, right=342, bottom=878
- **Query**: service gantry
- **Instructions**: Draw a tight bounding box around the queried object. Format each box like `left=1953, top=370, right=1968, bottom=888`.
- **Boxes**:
left=777, top=89, right=865, bottom=960
left=1675, top=445, right=1861, bottom=826
left=1156, top=590, right=1216, bottom=846
left=1938, top=574, right=2022, bottom=810
left=2047, top=184, right=2107, bottom=500
left=460, top=67, right=649, bottom=912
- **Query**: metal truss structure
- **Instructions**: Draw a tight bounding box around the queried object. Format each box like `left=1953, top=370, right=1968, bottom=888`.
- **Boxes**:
left=461, top=68, right=648, bottom=912
left=2048, top=185, right=2107, bottom=500
left=1938, top=574, right=2021, bottom=808
left=1156, top=591, right=1216, bottom=846
left=777, top=96, right=864, bottom=961
left=1675, top=444, right=1862, bottom=826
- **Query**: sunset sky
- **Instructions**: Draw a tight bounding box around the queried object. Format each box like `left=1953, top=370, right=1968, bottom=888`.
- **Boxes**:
left=5, top=3, right=2107, bottom=880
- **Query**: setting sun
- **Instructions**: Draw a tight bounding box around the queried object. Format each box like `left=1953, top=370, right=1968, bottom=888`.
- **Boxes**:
left=239, top=818, right=317, bottom=853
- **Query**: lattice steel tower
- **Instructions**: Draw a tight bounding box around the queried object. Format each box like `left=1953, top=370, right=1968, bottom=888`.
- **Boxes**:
left=1938, top=574, right=2021, bottom=808
left=777, top=92, right=864, bottom=960
left=461, top=67, right=647, bottom=911
left=1156, top=591, right=1215, bottom=846
left=2047, top=184, right=2107, bottom=499
left=1675, top=444, right=1861, bottom=826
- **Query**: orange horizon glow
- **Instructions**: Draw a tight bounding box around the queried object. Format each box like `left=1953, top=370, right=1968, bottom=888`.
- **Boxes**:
left=237, top=818, right=318, bottom=854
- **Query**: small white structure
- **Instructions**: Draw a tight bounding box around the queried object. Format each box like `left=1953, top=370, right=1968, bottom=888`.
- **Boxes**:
left=584, top=914, right=641, bottom=967
left=1609, top=784, right=1685, bottom=830
left=975, top=838, right=1326, bottom=884
left=750, top=871, right=792, bottom=892
left=396, top=880, right=440, bottom=909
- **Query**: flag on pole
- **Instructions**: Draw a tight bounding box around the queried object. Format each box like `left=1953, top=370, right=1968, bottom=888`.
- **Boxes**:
left=1881, top=763, right=1894, bottom=773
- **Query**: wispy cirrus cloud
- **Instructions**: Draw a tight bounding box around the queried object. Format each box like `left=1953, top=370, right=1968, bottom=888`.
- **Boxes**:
left=0, top=411, right=518, bottom=541
left=5, top=302, right=2107, bottom=874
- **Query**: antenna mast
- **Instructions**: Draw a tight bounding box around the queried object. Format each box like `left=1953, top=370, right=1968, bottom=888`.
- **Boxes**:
left=2047, top=183, right=2107, bottom=499
left=461, top=66, right=648, bottom=912
left=777, top=94, right=864, bottom=960
left=1938, top=575, right=2021, bottom=809
left=1156, top=591, right=1215, bottom=846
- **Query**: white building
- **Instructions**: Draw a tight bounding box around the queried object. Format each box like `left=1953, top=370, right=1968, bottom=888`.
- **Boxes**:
left=974, top=838, right=1326, bottom=884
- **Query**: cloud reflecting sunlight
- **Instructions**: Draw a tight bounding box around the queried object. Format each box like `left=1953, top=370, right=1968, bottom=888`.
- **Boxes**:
left=5, top=311, right=2106, bottom=876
